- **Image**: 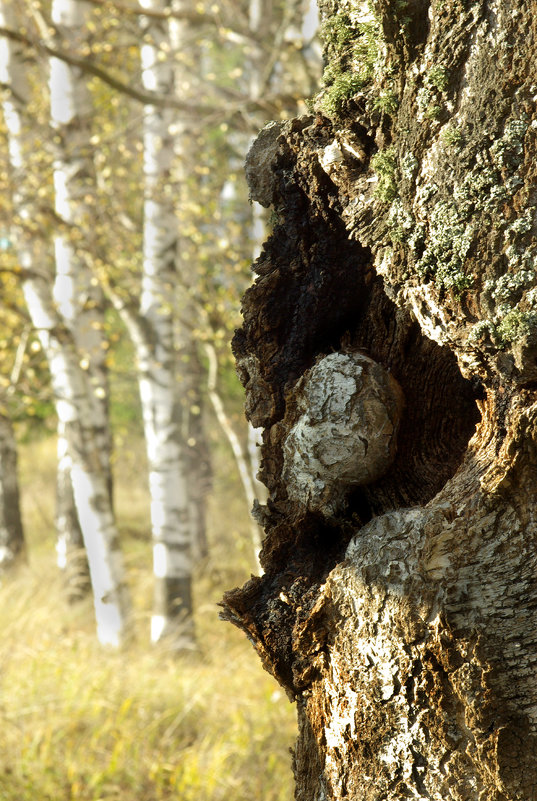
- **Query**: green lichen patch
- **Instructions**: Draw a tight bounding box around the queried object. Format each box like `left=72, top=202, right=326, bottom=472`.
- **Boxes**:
left=415, top=200, right=474, bottom=292
left=426, top=65, right=450, bottom=92
left=317, top=2, right=393, bottom=117
left=372, top=91, right=399, bottom=115
left=371, top=147, right=398, bottom=203
left=396, top=111, right=535, bottom=297
left=319, top=7, right=381, bottom=115
left=441, top=125, right=463, bottom=148
left=490, top=118, right=528, bottom=171
left=469, top=309, right=537, bottom=349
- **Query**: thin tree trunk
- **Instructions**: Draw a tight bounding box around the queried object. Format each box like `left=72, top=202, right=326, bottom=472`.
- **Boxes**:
left=24, top=278, right=131, bottom=646
left=49, top=0, right=113, bottom=590
left=184, top=345, right=211, bottom=564
left=223, top=0, right=537, bottom=796
left=55, top=422, right=90, bottom=601
left=139, top=0, right=196, bottom=650
left=0, top=413, right=26, bottom=575
left=0, top=0, right=130, bottom=646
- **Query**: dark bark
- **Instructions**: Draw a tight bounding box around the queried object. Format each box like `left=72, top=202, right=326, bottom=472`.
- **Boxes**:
left=222, top=0, right=537, bottom=797
left=0, top=413, right=25, bottom=574
left=55, top=449, right=91, bottom=602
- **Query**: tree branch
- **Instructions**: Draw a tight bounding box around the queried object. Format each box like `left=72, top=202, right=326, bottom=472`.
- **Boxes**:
left=85, top=0, right=253, bottom=41
left=0, top=24, right=287, bottom=121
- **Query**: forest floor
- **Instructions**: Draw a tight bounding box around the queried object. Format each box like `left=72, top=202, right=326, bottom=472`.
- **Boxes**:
left=0, top=431, right=295, bottom=801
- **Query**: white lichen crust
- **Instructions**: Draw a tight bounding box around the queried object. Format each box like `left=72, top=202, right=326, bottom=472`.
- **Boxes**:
left=282, top=352, right=404, bottom=516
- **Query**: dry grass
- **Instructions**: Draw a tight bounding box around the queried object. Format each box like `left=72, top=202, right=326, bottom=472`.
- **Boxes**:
left=0, top=432, right=296, bottom=801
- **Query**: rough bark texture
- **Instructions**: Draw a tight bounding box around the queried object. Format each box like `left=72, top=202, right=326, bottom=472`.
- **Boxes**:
left=222, top=0, right=537, bottom=798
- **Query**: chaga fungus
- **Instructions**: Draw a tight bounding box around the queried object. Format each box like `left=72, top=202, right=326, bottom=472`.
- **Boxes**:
left=282, top=352, right=404, bottom=518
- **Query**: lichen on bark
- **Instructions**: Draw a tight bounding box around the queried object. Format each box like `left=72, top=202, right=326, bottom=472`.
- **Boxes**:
left=223, top=0, right=537, bottom=798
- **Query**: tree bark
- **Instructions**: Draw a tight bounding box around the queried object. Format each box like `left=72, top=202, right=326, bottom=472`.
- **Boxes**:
left=0, top=413, right=25, bottom=574
left=48, top=0, right=112, bottom=597
left=222, top=0, right=537, bottom=798
left=55, top=421, right=91, bottom=601
left=139, top=0, right=198, bottom=650
left=0, top=0, right=130, bottom=646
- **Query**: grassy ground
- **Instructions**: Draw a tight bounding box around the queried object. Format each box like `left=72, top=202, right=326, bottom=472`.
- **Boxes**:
left=0, top=431, right=296, bottom=801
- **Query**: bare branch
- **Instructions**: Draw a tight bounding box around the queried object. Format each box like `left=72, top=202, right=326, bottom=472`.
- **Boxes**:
left=85, top=0, right=253, bottom=40
left=0, top=24, right=287, bottom=122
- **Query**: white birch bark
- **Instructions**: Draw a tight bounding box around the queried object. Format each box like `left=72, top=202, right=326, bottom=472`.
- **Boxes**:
left=139, top=0, right=195, bottom=649
left=0, top=0, right=129, bottom=646
left=48, top=0, right=114, bottom=576
left=23, top=278, right=130, bottom=647
left=55, top=421, right=90, bottom=600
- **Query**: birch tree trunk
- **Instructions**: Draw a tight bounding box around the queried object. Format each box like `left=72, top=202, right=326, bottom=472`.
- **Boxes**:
left=0, top=1, right=130, bottom=647
left=223, top=0, right=537, bottom=797
left=55, top=422, right=90, bottom=601
left=48, top=0, right=112, bottom=593
left=0, top=412, right=25, bottom=575
left=139, top=0, right=196, bottom=650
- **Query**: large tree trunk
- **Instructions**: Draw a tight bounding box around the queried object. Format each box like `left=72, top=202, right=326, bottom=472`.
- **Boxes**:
left=222, top=0, right=537, bottom=797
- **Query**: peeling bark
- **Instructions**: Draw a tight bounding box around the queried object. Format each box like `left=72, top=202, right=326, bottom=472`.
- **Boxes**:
left=223, top=0, right=537, bottom=797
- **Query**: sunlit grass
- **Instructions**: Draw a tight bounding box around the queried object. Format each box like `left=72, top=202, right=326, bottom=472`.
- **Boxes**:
left=1, top=431, right=296, bottom=801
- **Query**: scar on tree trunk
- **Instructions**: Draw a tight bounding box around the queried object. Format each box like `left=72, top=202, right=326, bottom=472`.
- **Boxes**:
left=223, top=116, right=481, bottom=692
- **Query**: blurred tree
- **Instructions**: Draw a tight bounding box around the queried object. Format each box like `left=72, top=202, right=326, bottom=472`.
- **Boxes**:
left=0, top=0, right=131, bottom=646
left=136, top=0, right=197, bottom=650
left=46, top=0, right=113, bottom=600
left=0, top=0, right=321, bottom=645
left=0, top=412, right=25, bottom=575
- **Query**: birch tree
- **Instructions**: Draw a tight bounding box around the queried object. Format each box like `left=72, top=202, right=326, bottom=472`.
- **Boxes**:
left=46, top=0, right=113, bottom=596
left=223, top=0, right=537, bottom=797
left=0, top=0, right=130, bottom=647
left=136, top=0, right=197, bottom=649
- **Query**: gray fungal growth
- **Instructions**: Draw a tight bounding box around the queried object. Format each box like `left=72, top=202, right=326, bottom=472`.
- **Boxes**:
left=282, top=352, right=404, bottom=517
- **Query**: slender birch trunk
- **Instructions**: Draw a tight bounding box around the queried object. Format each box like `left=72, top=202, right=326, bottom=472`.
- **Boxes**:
left=55, top=422, right=90, bottom=601
left=25, top=279, right=130, bottom=646
left=48, top=0, right=113, bottom=590
left=139, top=0, right=195, bottom=649
left=0, top=0, right=130, bottom=646
left=0, top=412, right=26, bottom=575
left=183, top=346, right=210, bottom=564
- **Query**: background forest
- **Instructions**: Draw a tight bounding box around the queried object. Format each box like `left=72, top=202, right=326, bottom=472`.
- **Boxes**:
left=0, top=0, right=321, bottom=798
